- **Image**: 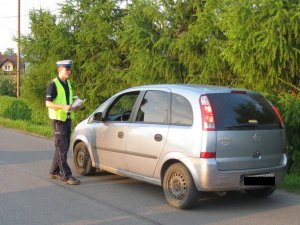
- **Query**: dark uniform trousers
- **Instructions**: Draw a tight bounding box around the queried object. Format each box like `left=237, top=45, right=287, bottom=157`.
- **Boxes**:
left=50, top=118, right=72, bottom=179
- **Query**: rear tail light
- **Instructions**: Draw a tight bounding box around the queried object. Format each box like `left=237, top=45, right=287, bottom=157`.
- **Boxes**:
left=272, top=105, right=284, bottom=128
left=200, top=95, right=216, bottom=131
left=200, top=152, right=216, bottom=158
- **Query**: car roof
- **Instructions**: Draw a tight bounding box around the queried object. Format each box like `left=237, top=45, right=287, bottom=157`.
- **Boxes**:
left=122, top=84, right=257, bottom=95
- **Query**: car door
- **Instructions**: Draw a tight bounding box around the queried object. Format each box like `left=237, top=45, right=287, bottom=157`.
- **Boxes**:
left=126, top=89, right=171, bottom=177
left=94, top=91, right=140, bottom=171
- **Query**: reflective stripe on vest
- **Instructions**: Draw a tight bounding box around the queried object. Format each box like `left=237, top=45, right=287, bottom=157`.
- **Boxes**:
left=48, top=78, right=74, bottom=121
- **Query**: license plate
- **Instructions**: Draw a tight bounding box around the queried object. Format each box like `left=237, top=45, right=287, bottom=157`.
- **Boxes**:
left=242, top=173, right=275, bottom=186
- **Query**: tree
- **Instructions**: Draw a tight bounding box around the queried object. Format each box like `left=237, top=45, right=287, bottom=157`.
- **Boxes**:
left=120, top=0, right=202, bottom=84
left=3, top=48, right=16, bottom=56
left=170, top=0, right=234, bottom=85
left=59, top=0, right=126, bottom=121
left=20, top=9, right=74, bottom=109
left=20, top=0, right=300, bottom=103
left=119, top=0, right=235, bottom=86
left=220, top=0, right=300, bottom=92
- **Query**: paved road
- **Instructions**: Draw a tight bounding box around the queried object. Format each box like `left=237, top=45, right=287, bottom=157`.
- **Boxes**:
left=0, top=127, right=299, bottom=225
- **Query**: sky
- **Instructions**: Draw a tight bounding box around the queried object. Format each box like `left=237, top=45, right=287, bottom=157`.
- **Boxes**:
left=0, top=0, right=64, bottom=54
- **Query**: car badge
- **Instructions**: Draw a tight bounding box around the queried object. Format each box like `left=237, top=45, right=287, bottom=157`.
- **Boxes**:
left=253, top=133, right=262, bottom=142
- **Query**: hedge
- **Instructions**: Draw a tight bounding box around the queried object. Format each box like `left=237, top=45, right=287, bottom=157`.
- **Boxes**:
left=0, top=96, right=31, bottom=120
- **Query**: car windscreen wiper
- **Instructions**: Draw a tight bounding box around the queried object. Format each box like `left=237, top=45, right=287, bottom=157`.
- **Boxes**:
left=226, top=123, right=259, bottom=129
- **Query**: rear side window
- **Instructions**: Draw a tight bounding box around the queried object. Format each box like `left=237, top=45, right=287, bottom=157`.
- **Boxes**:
left=208, top=93, right=282, bottom=130
left=171, top=93, right=193, bottom=125
left=136, top=91, right=170, bottom=124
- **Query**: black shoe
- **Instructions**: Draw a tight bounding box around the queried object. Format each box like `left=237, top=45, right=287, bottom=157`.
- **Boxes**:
left=49, top=173, right=62, bottom=180
left=63, top=177, right=80, bottom=185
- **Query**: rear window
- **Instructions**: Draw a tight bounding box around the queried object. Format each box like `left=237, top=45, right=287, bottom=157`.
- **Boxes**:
left=208, top=93, right=282, bottom=130
left=171, top=93, right=193, bottom=126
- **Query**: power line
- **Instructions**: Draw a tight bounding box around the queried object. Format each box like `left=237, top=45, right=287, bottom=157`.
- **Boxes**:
left=0, top=15, right=29, bottom=19
left=0, top=9, right=60, bottom=19
left=0, top=23, right=17, bottom=32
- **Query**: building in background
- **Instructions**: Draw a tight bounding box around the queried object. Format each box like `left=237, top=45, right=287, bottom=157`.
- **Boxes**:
left=0, top=52, right=25, bottom=75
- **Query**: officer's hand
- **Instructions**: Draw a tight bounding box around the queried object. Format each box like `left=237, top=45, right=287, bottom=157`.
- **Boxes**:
left=64, top=105, right=73, bottom=112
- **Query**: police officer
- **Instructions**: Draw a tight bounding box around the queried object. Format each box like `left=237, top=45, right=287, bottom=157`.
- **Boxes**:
left=46, top=60, right=81, bottom=185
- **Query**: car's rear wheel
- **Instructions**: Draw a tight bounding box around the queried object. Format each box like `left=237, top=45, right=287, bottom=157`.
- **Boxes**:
left=163, top=163, right=199, bottom=209
left=245, top=187, right=276, bottom=198
left=73, top=142, right=96, bottom=176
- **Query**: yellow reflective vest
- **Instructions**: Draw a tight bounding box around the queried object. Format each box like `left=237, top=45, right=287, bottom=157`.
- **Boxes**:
left=48, top=78, right=74, bottom=121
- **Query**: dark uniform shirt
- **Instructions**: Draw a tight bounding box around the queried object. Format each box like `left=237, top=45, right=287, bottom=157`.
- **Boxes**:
left=46, top=77, right=70, bottom=105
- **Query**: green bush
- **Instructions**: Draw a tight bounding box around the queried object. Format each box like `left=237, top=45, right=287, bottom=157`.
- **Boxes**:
left=0, top=96, right=31, bottom=120
left=20, top=96, right=51, bottom=126
left=0, top=76, right=16, bottom=97
left=273, top=94, right=300, bottom=174
left=30, top=105, right=51, bottom=126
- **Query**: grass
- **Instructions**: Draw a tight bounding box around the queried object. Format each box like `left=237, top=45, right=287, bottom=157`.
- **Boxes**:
left=0, top=117, right=52, bottom=138
left=279, top=173, right=300, bottom=194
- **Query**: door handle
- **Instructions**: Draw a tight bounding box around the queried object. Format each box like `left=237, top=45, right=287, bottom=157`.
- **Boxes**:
left=118, top=131, right=124, bottom=138
left=154, top=134, right=162, bottom=142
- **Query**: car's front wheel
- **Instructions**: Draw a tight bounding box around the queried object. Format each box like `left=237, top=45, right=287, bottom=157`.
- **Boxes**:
left=163, top=163, right=199, bottom=209
left=73, top=142, right=96, bottom=176
left=245, top=187, right=276, bottom=198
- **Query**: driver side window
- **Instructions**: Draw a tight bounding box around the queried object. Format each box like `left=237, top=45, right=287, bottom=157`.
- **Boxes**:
left=106, top=91, right=140, bottom=122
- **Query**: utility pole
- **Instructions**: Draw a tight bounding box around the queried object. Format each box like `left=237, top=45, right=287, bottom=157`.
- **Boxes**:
left=17, top=0, right=21, bottom=98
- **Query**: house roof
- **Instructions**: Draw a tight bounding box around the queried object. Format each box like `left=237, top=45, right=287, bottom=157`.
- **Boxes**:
left=0, top=53, right=24, bottom=68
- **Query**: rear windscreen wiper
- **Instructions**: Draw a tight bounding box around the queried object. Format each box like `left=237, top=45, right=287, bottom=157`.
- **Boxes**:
left=226, top=123, right=259, bottom=129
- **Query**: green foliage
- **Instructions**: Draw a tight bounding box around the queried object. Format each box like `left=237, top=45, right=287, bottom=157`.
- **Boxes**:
left=17, top=0, right=300, bottom=101
left=0, top=96, right=51, bottom=138
left=174, top=0, right=233, bottom=85
left=30, top=107, right=50, bottom=126
left=67, top=0, right=126, bottom=114
left=23, top=97, right=50, bottom=126
left=3, top=48, right=16, bottom=56
left=275, top=93, right=300, bottom=173
left=0, top=76, right=16, bottom=96
left=120, top=0, right=198, bottom=84
left=20, top=9, right=76, bottom=122
left=220, top=0, right=300, bottom=90
left=0, top=96, right=31, bottom=120
left=21, top=63, right=55, bottom=104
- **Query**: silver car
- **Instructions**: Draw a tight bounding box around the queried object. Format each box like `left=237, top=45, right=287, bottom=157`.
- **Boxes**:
left=71, top=84, right=287, bottom=209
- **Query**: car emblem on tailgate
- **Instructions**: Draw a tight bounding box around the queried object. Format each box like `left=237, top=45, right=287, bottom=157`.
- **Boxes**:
left=253, top=133, right=262, bottom=142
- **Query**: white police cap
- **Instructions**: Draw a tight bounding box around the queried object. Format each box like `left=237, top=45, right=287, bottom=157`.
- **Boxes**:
left=56, top=60, right=73, bottom=68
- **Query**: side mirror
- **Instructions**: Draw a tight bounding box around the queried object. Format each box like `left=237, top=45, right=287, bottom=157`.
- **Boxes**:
left=93, top=112, right=104, bottom=122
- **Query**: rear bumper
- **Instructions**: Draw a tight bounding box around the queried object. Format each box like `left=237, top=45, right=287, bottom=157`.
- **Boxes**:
left=187, top=154, right=287, bottom=192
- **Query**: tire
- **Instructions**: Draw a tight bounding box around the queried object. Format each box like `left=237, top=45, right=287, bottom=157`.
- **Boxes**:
left=245, top=187, right=276, bottom=198
left=73, top=142, right=96, bottom=176
left=163, top=163, right=199, bottom=209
